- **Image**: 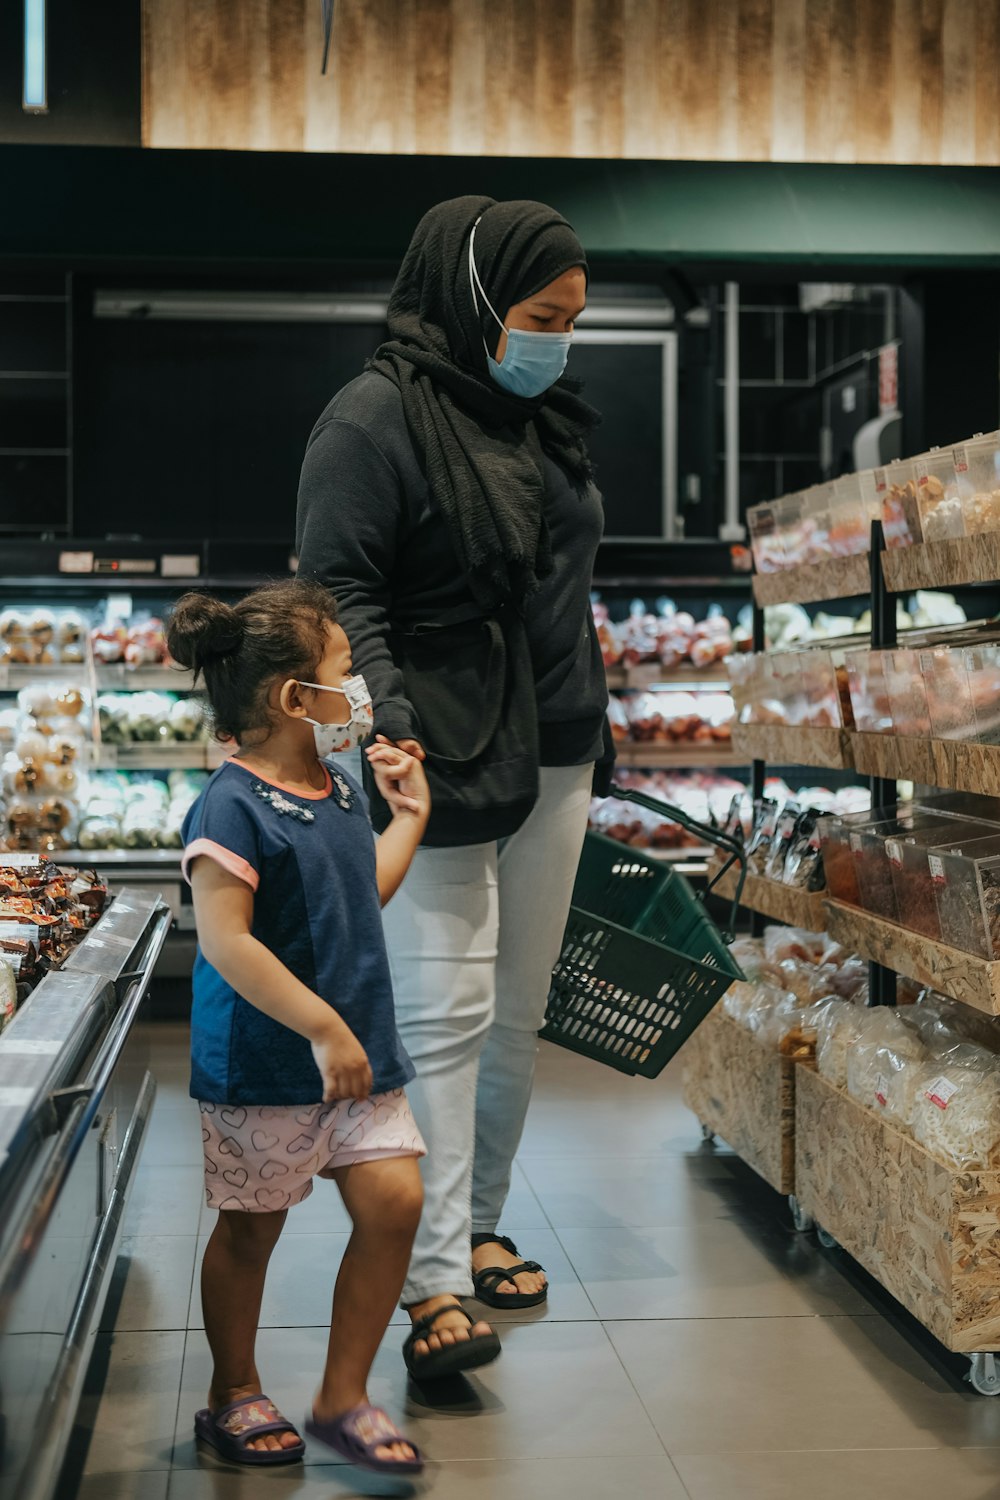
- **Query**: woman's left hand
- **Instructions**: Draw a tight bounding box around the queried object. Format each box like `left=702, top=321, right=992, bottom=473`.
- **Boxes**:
left=365, top=735, right=431, bottom=820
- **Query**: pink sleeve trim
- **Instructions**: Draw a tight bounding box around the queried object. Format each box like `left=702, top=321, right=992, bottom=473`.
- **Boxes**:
left=182, top=838, right=259, bottom=892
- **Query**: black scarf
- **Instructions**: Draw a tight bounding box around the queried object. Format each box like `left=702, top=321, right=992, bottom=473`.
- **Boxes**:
left=368, top=195, right=600, bottom=609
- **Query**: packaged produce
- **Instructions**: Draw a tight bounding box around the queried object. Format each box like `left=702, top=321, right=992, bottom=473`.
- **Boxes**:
left=816, top=1002, right=870, bottom=1089
left=910, top=1054, right=1000, bottom=1169
left=846, top=1008, right=926, bottom=1124
left=880, top=458, right=921, bottom=548
left=782, top=810, right=824, bottom=891
left=747, top=500, right=787, bottom=574
left=953, top=431, right=1000, bottom=535
left=764, top=803, right=800, bottom=882
left=746, top=799, right=780, bottom=875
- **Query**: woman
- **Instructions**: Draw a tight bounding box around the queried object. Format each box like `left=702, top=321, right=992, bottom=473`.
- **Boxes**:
left=296, top=195, right=612, bottom=1380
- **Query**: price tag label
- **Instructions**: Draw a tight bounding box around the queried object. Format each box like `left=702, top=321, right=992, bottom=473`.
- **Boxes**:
left=58, top=550, right=95, bottom=573
left=926, top=1076, right=958, bottom=1109
left=928, top=854, right=946, bottom=884
left=886, top=839, right=902, bottom=867
left=875, top=1072, right=889, bottom=1107
left=849, top=832, right=863, bottom=855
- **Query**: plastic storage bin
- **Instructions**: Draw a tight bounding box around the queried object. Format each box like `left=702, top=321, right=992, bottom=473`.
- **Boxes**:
left=799, top=648, right=842, bottom=728
left=920, top=646, right=976, bottom=741
left=965, top=644, right=1000, bottom=745
left=886, top=817, right=1000, bottom=940
left=845, top=648, right=893, bottom=734
left=851, top=811, right=967, bottom=923
left=828, top=473, right=870, bottom=557
left=884, top=647, right=931, bottom=737
left=748, top=501, right=786, bottom=575
left=914, top=448, right=965, bottom=542
left=954, top=431, right=1000, bottom=536
left=930, top=831, right=1000, bottom=959
left=881, top=459, right=921, bottom=548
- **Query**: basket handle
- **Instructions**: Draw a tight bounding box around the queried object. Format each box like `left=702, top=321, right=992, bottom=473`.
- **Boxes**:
left=603, top=787, right=747, bottom=939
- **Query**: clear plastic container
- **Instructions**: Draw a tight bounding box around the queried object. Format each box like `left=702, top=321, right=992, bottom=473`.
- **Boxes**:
left=851, top=810, right=967, bottom=923
left=828, top=473, right=870, bottom=558
left=845, top=648, right=893, bottom=734
left=857, top=467, right=883, bottom=530
left=886, top=817, right=1000, bottom=940
left=880, top=458, right=922, bottom=548
left=798, top=648, right=841, bottom=728
left=914, top=447, right=965, bottom=543
left=799, top=484, right=832, bottom=567
left=772, top=652, right=806, bottom=726
left=966, top=644, right=1000, bottom=745
left=954, top=431, right=1000, bottom=536
left=930, top=831, right=1000, bottom=958
left=920, top=645, right=976, bottom=741
left=884, top=647, right=931, bottom=737
left=818, top=805, right=898, bottom=906
left=748, top=501, right=786, bottom=575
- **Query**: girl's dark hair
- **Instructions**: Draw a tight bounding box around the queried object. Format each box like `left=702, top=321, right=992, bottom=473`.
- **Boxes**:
left=166, top=581, right=339, bottom=744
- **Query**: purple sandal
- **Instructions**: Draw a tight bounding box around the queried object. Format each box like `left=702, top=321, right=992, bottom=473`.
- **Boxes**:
left=194, top=1393, right=305, bottom=1466
left=305, top=1403, right=425, bottom=1475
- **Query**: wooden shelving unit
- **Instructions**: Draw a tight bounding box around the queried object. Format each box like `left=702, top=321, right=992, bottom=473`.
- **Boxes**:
left=882, top=531, right=1000, bottom=593
left=851, top=731, right=1000, bottom=798
left=614, top=740, right=743, bottom=769
left=731, top=722, right=852, bottom=770
left=709, top=858, right=826, bottom=931
left=823, top=898, right=1000, bottom=1016
left=751, top=552, right=871, bottom=607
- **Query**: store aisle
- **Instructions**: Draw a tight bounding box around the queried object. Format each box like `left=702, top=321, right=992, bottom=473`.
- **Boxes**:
left=59, top=1023, right=1000, bottom=1500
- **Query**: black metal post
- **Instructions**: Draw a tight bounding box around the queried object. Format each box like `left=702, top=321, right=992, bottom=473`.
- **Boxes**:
left=750, top=597, right=767, bottom=938
left=868, top=517, right=897, bottom=1006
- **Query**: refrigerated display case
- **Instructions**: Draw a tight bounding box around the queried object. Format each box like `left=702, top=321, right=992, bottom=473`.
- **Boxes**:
left=0, top=885, right=171, bottom=1500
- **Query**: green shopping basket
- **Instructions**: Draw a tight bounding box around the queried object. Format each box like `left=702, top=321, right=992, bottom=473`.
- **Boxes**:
left=540, top=789, right=747, bottom=1079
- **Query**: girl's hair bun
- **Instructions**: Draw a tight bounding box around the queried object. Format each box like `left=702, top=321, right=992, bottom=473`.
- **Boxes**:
left=166, top=593, right=244, bottom=671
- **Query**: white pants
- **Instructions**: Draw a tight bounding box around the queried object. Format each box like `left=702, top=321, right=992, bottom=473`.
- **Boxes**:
left=376, top=761, right=593, bottom=1305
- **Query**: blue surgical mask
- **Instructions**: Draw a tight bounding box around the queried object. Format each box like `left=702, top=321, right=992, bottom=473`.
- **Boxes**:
left=468, top=219, right=573, bottom=399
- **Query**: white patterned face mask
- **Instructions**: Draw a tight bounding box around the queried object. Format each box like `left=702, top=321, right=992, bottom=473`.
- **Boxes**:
left=295, top=674, right=374, bottom=755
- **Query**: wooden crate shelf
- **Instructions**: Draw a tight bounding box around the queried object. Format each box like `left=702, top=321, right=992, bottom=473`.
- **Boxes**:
left=752, top=553, right=871, bottom=608
left=614, top=741, right=745, bottom=768
left=682, top=1009, right=798, bottom=1194
left=731, top=722, right=853, bottom=770
left=881, top=531, right=1000, bottom=594
left=709, top=858, right=827, bottom=930
left=824, top=899, right=1000, bottom=1016
left=795, top=1066, right=1000, bottom=1354
left=851, top=731, right=1000, bottom=798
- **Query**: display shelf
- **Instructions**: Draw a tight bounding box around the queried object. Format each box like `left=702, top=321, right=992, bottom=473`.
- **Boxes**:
left=94, top=664, right=197, bottom=691
left=95, top=743, right=210, bottom=771
left=795, top=1066, right=1000, bottom=1355
left=882, top=532, right=1000, bottom=594
left=61, top=847, right=182, bottom=866
left=823, top=899, right=1000, bottom=1016
left=614, top=741, right=745, bottom=769
left=681, top=1009, right=798, bottom=1194
left=731, top=723, right=852, bottom=770
left=851, top=732, right=1000, bottom=798
left=0, top=663, right=89, bottom=689
left=606, top=661, right=733, bottom=690
left=709, top=858, right=827, bottom=930
left=752, top=553, right=871, bottom=608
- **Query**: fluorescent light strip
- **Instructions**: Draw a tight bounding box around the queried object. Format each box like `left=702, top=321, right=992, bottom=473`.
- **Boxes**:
left=23, top=0, right=47, bottom=114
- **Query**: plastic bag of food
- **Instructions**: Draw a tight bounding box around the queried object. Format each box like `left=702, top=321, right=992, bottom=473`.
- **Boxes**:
left=816, top=1002, right=869, bottom=1089
left=846, top=1009, right=926, bottom=1122
left=722, top=979, right=791, bottom=1036
left=746, top=799, right=780, bottom=874
left=606, top=696, right=631, bottom=742
left=910, top=1056, right=1000, bottom=1168
left=765, top=803, right=800, bottom=881
left=727, top=937, right=765, bottom=981
left=782, top=810, right=825, bottom=891
left=0, top=957, right=16, bottom=1029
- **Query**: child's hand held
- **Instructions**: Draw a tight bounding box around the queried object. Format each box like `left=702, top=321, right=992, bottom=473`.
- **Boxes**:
left=365, top=737, right=430, bottom=820
left=311, top=1023, right=373, bottom=1102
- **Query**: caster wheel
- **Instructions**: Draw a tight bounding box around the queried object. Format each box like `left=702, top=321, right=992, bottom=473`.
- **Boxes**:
left=700, top=1122, right=716, bottom=1144
left=968, top=1353, right=1000, bottom=1396
left=788, top=1195, right=814, bottom=1234
left=816, top=1227, right=839, bottom=1250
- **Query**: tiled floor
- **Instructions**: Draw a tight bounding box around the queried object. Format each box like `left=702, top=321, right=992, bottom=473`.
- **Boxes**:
left=60, top=1022, right=1000, bottom=1500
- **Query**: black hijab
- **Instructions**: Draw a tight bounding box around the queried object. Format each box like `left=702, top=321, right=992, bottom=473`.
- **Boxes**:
left=368, top=195, right=600, bottom=609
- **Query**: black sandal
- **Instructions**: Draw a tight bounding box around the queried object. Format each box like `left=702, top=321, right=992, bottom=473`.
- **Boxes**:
left=403, top=1303, right=502, bottom=1381
left=471, top=1234, right=549, bottom=1309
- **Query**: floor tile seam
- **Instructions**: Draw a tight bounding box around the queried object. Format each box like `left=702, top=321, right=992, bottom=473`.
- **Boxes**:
left=670, top=1443, right=961, bottom=1458
left=600, top=1311, right=886, bottom=1324
left=594, top=1316, right=693, bottom=1489
left=544, top=1221, right=605, bottom=1320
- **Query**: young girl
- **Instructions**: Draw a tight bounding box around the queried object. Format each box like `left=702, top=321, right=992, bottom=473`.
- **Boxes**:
left=168, top=581, right=429, bottom=1475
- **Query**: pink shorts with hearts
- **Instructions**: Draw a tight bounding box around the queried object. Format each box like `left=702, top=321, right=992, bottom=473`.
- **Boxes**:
left=198, top=1089, right=426, bottom=1213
